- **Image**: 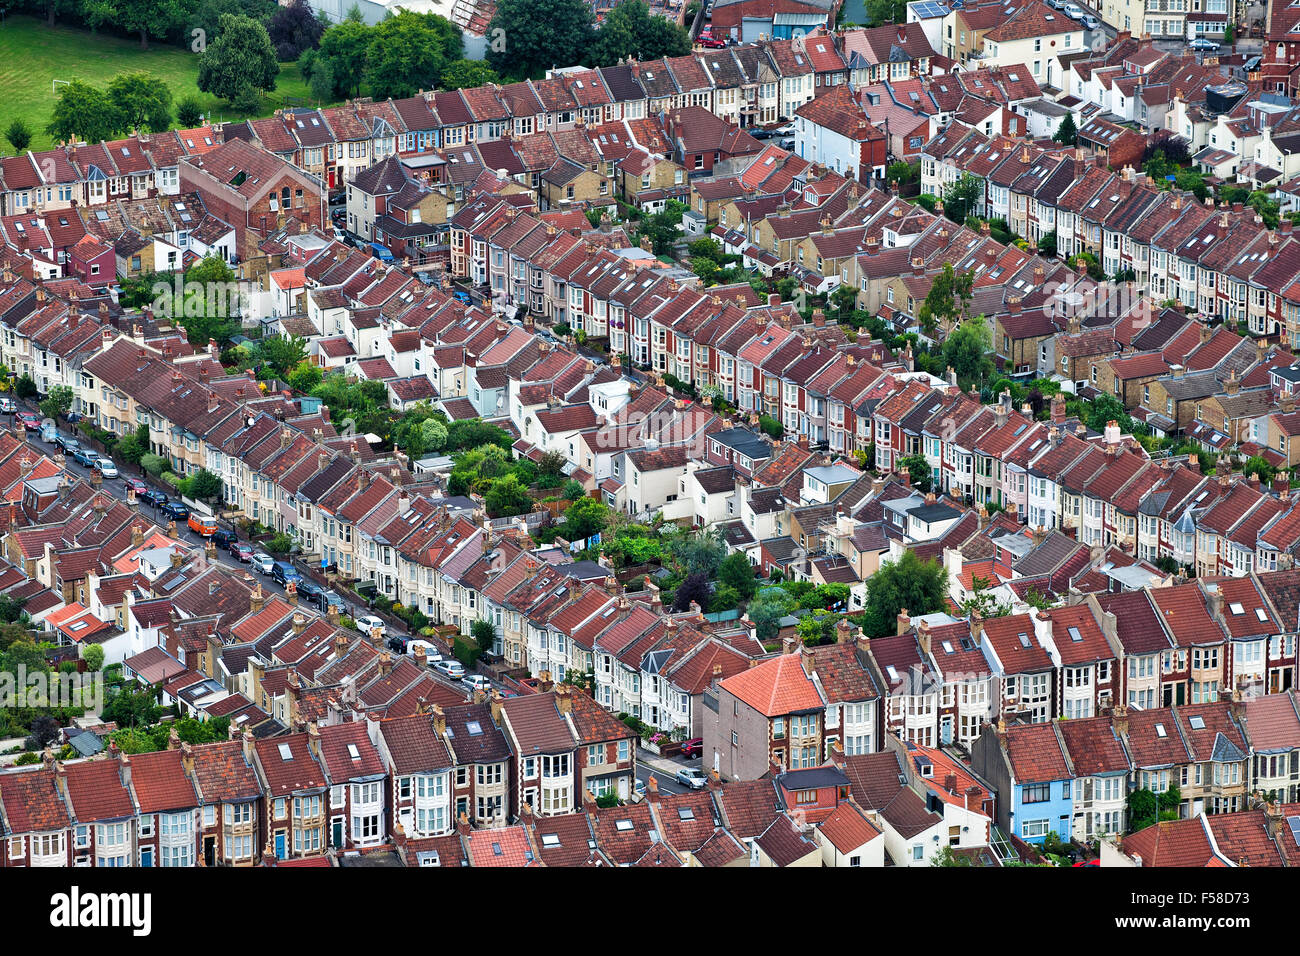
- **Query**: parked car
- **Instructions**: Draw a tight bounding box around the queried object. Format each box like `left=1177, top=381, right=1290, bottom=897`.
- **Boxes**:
left=680, top=737, right=704, bottom=759
left=0, top=397, right=15, bottom=413
left=462, top=674, right=491, bottom=691
left=270, top=561, right=301, bottom=586
left=250, top=552, right=275, bottom=575
left=72, top=448, right=98, bottom=468
left=161, top=501, right=189, bottom=521
left=452, top=289, right=472, bottom=305
left=295, top=578, right=324, bottom=602
left=17, top=412, right=40, bottom=432
left=1081, top=13, right=1099, bottom=28
left=698, top=34, right=726, bottom=48
left=212, top=528, right=237, bottom=549
left=750, top=128, right=774, bottom=139
left=675, top=767, right=708, bottom=789
left=95, top=458, right=118, bottom=478
left=228, top=541, right=255, bottom=562
left=1062, top=3, right=1084, bottom=18
left=51, top=433, right=79, bottom=453
left=433, top=658, right=466, bottom=679
left=317, top=590, right=346, bottom=613
left=1047, top=0, right=1066, bottom=7
left=633, top=779, right=647, bottom=802
left=355, top=614, right=386, bottom=638
left=406, top=639, right=442, bottom=663
left=141, top=489, right=169, bottom=508
left=387, top=634, right=410, bottom=654
left=778, top=138, right=795, bottom=151
left=1188, top=37, right=1219, bottom=50
left=122, top=477, right=148, bottom=496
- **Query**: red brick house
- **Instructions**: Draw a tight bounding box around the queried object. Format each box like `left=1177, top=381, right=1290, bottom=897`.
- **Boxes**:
left=180, top=137, right=325, bottom=257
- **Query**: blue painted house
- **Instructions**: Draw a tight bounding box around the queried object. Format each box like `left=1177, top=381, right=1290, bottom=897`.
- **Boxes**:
left=972, top=719, right=1074, bottom=845
left=1003, top=722, right=1075, bottom=845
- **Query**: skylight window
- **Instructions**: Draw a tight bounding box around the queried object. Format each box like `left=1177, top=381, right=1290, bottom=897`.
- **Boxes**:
left=541, top=834, right=560, bottom=847
left=1155, top=723, right=1167, bottom=738
left=615, top=819, right=634, bottom=831
left=347, top=743, right=360, bottom=760
left=1229, top=602, right=1245, bottom=615
left=1189, top=715, right=1205, bottom=730
left=278, top=743, right=293, bottom=760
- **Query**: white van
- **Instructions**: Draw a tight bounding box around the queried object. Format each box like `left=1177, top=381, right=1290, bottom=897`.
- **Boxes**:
left=406, top=639, right=442, bottom=665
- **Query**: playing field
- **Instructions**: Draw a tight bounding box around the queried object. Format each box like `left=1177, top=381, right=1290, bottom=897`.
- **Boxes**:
left=0, top=14, right=316, bottom=152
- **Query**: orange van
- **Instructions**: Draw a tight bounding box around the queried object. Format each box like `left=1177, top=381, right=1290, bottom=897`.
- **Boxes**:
left=188, top=513, right=217, bottom=536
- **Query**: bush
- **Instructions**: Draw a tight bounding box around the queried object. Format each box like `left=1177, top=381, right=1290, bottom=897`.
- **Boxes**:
left=758, top=414, right=783, bottom=439
left=140, top=453, right=168, bottom=477
left=266, top=533, right=294, bottom=554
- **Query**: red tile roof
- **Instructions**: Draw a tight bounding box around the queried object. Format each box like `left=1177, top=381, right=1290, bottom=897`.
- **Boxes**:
left=718, top=652, right=823, bottom=717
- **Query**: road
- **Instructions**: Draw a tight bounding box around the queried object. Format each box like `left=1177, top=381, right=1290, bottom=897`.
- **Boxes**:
left=636, top=762, right=689, bottom=796
left=8, top=401, right=374, bottom=619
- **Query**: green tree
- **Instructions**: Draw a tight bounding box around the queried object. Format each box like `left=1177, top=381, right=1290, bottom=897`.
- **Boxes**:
left=46, top=80, right=124, bottom=144
left=1127, top=787, right=1158, bottom=833
left=309, top=57, right=335, bottom=103
left=318, top=18, right=371, bottom=97
left=188, top=469, right=223, bottom=503
left=176, top=95, right=205, bottom=128
left=896, top=454, right=932, bottom=493
left=1052, top=113, right=1078, bottom=146
left=484, top=474, right=532, bottom=518
left=562, top=478, right=585, bottom=500
left=942, top=315, right=994, bottom=390
left=718, top=551, right=758, bottom=600
left=106, top=72, right=173, bottom=134
left=863, top=0, right=906, bottom=24
left=747, top=592, right=789, bottom=643
left=665, top=526, right=726, bottom=578
left=634, top=200, right=687, bottom=256
left=256, top=335, right=308, bottom=378
left=14, top=374, right=38, bottom=400
left=562, top=496, right=610, bottom=540
left=486, top=0, right=595, bottom=80
left=364, top=12, right=461, bottom=99
left=110, top=0, right=186, bottom=49
left=82, top=644, right=105, bottom=671
left=588, top=0, right=691, bottom=66
left=1038, top=228, right=1058, bottom=258
left=471, top=618, right=496, bottom=652
left=440, top=58, right=500, bottom=90
left=931, top=844, right=972, bottom=866
left=38, top=385, right=74, bottom=421
left=288, top=362, right=323, bottom=393
left=940, top=173, right=983, bottom=224
left=917, top=262, right=974, bottom=334
left=4, top=119, right=32, bottom=155
left=198, top=13, right=281, bottom=104
left=168, top=256, right=242, bottom=346
left=860, top=550, right=948, bottom=638
left=1242, top=455, right=1276, bottom=484
left=116, top=424, right=150, bottom=464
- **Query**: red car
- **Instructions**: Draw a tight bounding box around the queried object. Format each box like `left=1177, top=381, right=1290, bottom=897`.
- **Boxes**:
left=698, top=34, right=726, bottom=48
left=123, top=478, right=148, bottom=496
left=680, top=737, right=704, bottom=759
left=229, top=542, right=255, bottom=562
left=17, top=412, right=40, bottom=432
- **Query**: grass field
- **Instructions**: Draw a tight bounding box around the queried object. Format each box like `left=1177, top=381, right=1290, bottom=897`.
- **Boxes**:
left=0, top=14, right=321, bottom=152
